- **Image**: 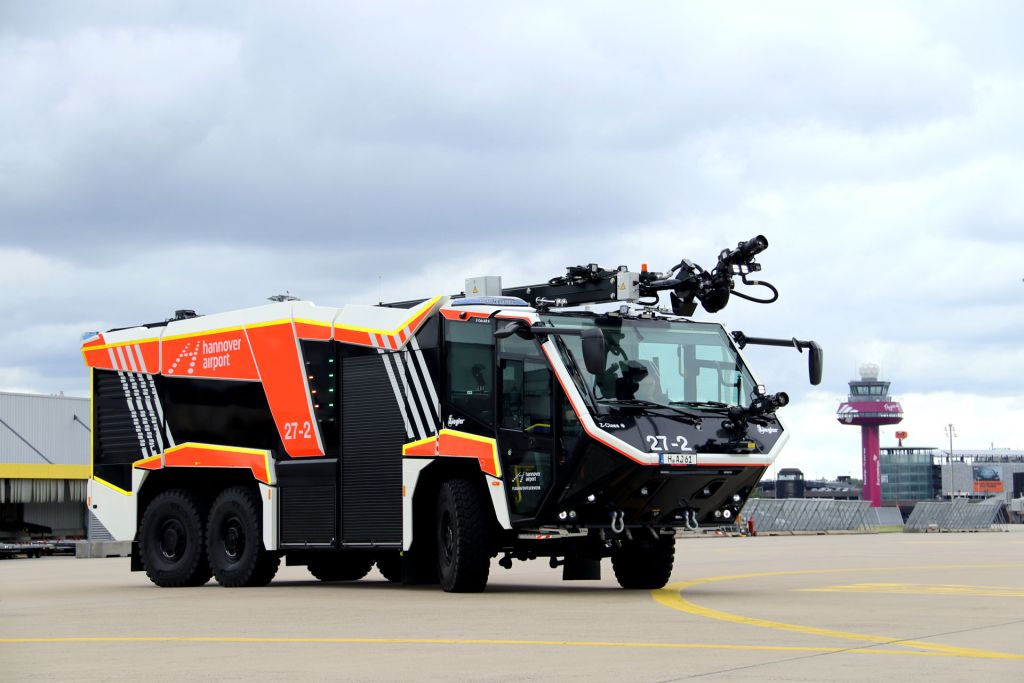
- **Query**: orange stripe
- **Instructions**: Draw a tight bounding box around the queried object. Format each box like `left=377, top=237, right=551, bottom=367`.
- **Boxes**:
left=295, top=321, right=333, bottom=340
left=247, top=323, right=323, bottom=458
left=440, top=309, right=492, bottom=321
left=163, top=444, right=271, bottom=484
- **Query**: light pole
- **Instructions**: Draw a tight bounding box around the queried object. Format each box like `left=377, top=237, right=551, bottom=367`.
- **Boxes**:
left=945, top=424, right=957, bottom=498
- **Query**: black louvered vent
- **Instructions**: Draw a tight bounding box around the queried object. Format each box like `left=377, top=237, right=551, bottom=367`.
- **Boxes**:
left=341, top=355, right=404, bottom=546
left=93, top=369, right=143, bottom=492
left=280, top=486, right=336, bottom=547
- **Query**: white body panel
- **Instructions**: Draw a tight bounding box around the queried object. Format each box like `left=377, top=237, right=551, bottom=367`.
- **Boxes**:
left=401, top=458, right=432, bottom=551
left=485, top=474, right=512, bottom=530
left=88, top=474, right=144, bottom=541
left=259, top=482, right=278, bottom=551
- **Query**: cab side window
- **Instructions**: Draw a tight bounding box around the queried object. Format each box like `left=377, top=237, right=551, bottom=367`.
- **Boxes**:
left=445, top=320, right=494, bottom=426
left=499, top=335, right=552, bottom=435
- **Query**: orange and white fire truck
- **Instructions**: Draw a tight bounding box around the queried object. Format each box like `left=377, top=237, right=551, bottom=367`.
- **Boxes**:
left=82, top=237, right=821, bottom=592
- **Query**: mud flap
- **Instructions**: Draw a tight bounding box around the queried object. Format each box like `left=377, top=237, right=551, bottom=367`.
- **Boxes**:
left=562, top=556, right=601, bottom=581
left=130, top=540, right=143, bottom=572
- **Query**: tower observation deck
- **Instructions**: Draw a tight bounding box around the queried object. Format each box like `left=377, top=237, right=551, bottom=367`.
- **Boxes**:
left=837, top=363, right=903, bottom=507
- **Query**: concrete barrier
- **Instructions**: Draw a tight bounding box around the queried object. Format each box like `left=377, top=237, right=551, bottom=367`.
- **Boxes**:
left=75, top=540, right=131, bottom=558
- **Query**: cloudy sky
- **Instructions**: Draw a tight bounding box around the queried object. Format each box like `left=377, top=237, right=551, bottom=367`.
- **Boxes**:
left=2, top=1, right=1022, bottom=477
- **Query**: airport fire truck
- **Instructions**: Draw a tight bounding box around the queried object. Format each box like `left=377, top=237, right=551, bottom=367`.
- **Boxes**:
left=82, top=236, right=821, bottom=592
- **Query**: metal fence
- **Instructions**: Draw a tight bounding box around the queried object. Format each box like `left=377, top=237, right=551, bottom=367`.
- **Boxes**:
left=872, top=506, right=905, bottom=527
left=740, top=498, right=879, bottom=533
left=903, top=498, right=1006, bottom=532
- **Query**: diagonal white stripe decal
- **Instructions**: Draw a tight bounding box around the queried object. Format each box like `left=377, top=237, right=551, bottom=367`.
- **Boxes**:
left=409, top=332, right=440, bottom=417
left=390, top=349, right=425, bottom=439
left=378, top=350, right=415, bottom=439
left=403, top=349, right=436, bottom=433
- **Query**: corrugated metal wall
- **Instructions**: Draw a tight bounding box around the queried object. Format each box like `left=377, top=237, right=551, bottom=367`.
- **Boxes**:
left=0, top=391, right=90, bottom=466
left=0, top=478, right=87, bottom=503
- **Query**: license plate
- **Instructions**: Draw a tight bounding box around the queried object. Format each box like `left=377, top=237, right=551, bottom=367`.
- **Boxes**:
left=660, top=453, right=696, bottom=466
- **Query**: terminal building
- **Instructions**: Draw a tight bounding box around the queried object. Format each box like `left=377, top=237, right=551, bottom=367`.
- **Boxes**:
left=0, top=391, right=90, bottom=539
left=880, top=446, right=1024, bottom=517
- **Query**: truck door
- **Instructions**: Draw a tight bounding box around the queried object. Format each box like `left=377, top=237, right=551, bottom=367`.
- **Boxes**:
left=497, top=334, right=555, bottom=520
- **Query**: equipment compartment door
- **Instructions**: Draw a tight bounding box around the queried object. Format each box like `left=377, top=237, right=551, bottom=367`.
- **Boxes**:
left=497, top=335, right=555, bottom=521
left=340, top=352, right=404, bottom=546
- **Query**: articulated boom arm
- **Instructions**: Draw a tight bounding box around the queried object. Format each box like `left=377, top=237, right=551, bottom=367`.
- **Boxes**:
left=500, top=235, right=779, bottom=315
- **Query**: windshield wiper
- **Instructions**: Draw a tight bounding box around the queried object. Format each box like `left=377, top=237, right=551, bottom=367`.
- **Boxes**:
left=598, top=398, right=702, bottom=423
left=669, top=400, right=733, bottom=415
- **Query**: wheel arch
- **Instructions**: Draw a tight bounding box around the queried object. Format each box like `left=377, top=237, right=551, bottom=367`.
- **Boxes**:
left=136, top=468, right=263, bottom=535
left=407, top=459, right=502, bottom=555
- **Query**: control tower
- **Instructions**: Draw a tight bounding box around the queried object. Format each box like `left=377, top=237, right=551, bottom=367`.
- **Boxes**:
left=837, top=364, right=903, bottom=507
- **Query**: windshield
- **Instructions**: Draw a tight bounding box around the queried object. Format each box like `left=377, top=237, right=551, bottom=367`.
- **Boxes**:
left=542, top=314, right=756, bottom=409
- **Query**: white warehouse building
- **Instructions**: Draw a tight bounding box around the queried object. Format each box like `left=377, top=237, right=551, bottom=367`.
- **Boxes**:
left=0, top=391, right=90, bottom=538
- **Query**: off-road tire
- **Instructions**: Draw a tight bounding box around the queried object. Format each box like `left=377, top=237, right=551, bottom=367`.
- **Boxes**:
left=207, top=486, right=276, bottom=587
left=611, top=535, right=676, bottom=589
left=248, top=553, right=282, bottom=587
left=139, top=489, right=212, bottom=587
left=308, top=555, right=375, bottom=582
left=376, top=553, right=403, bottom=583
left=436, top=479, right=490, bottom=593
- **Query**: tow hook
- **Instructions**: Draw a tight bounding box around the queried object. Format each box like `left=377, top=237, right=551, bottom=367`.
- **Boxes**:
left=610, top=510, right=625, bottom=534
left=685, top=509, right=700, bottom=531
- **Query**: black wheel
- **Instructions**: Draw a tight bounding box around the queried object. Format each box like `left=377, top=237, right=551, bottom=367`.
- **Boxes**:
left=207, top=486, right=276, bottom=587
left=308, top=554, right=374, bottom=582
left=376, top=553, right=403, bottom=583
left=436, top=479, right=490, bottom=593
left=139, top=489, right=212, bottom=587
left=611, top=535, right=676, bottom=589
left=247, top=553, right=282, bottom=587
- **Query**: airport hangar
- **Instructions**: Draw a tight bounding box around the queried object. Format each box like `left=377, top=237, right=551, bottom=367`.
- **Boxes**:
left=0, top=391, right=91, bottom=539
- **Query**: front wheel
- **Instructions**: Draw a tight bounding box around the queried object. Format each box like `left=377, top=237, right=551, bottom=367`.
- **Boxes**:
left=436, top=479, right=490, bottom=593
left=139, top=489, right=212, bottom=587
left=611, top=535, right=676, bottom=589
left=207, top=486, right=278, bottom=587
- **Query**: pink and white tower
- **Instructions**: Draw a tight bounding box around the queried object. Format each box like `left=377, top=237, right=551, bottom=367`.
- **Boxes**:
left=836, top=364, right=903, bottom=507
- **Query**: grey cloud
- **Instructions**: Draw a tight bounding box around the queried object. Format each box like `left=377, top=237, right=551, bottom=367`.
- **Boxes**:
left=1, top=2, right=1023, bottom=468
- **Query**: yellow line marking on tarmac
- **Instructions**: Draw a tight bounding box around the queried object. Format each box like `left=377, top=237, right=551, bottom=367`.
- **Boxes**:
left=652, top=563, right=1024, bottom=661
left=799, top=583, right=1024, bottom=598
left=0, top=636, right=1003, bottom=657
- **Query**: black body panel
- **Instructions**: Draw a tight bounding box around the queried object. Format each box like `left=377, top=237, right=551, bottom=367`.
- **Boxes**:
left=93, top=369, right=167, bottom=491
left=277, top=458, right=338, bottom=548
left=341, top=354, right=404, bottom=546
left=161, top=376, right=281, bottom=452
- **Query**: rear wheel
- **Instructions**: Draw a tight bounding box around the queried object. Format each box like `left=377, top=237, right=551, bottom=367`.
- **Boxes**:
left=139, top=489, right=212, bottom=587
left=376, top=553, right=403, bottom=583
left=436, top=479, right=490, bottom=593
left=308, top=554, right=374, bottom=582
left=207, top=486, right=278, bottom=587
left=611, top=535, right=675, bottom=589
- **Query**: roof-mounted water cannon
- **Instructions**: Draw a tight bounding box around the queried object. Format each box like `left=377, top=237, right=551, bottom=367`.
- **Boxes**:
left=498, top=235, right=780, bottom=314
left=653, top=235, right=776, bottom=316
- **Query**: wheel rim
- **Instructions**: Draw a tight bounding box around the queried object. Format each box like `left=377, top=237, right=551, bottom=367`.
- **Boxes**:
left=440, top=510, right=455, bottom=565
left=159, top=519, right=187, bottom=561
left=222, top=513, right=246, bottom=562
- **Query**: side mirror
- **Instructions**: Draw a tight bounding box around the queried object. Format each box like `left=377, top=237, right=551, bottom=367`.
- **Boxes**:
left=808, top=342, right=823, bottom=386
left=580, top=328, right=607, bottom=375
left=494, top=321, right=523, bottom=339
